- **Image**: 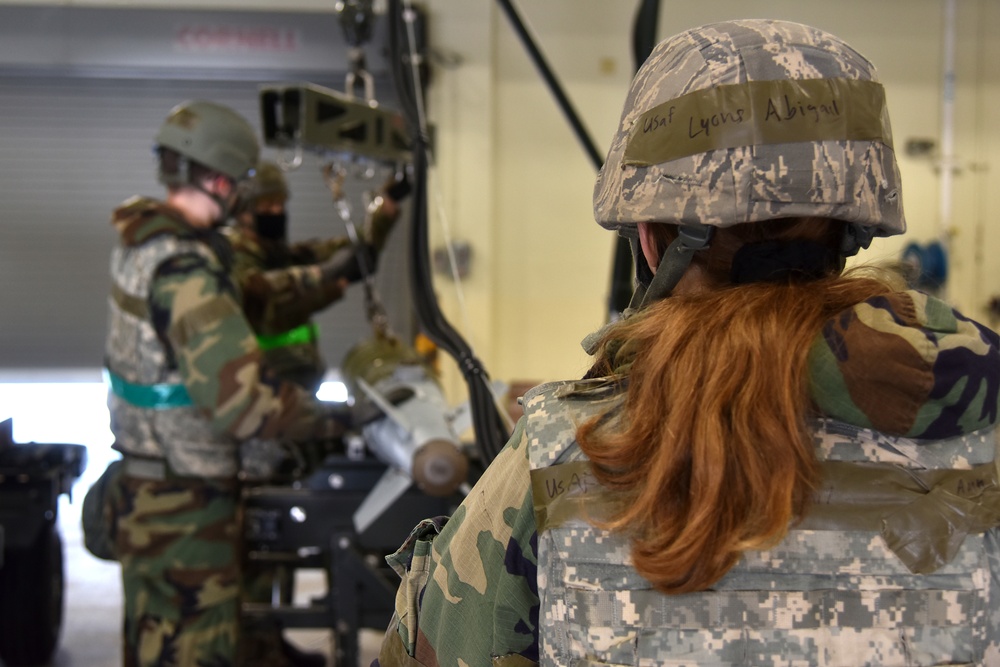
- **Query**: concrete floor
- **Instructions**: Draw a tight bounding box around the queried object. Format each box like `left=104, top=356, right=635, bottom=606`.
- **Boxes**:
left=1, top=462, right=383, bottom=667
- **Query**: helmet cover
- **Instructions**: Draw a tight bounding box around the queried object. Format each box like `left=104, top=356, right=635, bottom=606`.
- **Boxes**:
left=155, top=100, right=260, bottom=183
left=593, top=20, right=905, bottom=241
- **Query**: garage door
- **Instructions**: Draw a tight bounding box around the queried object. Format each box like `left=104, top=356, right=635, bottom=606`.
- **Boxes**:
left=0, top=73, right=412, bottom=373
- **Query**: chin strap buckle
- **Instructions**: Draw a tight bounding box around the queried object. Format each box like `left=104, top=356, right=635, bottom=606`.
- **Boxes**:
left=676, top=224, right=713, bottom=254
left=841, top=223, right=875, bottom=257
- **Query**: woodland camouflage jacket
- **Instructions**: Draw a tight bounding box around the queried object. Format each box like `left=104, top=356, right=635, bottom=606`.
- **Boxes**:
left=106, top=197, right=329, bottom=478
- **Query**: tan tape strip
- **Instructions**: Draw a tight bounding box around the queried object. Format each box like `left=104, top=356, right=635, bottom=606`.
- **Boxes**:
left=624, top=78, right=891, bottom=166
left=531, top=461, right=617, bottom=533
left=110, top=283, right=148, bottom=320
left=799, top=461, right=996, bottom=530
left=532, top=459, right=1000, bottom=575
left=802, top=460, right=1000, bottom=574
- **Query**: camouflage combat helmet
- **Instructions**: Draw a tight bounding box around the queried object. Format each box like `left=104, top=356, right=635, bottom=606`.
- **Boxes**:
left=253, top=161, right=290, bottom=202
left=594, top=20, right=905, bottom=305
left=155, top=100, right=260, bottom=186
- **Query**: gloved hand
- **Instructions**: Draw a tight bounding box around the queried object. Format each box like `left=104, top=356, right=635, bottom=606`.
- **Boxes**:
left=319, top=243, right=378, bottom=284
left=384, top=171, right=412, bottom=203
left=364, top=172, right=410, bottom=251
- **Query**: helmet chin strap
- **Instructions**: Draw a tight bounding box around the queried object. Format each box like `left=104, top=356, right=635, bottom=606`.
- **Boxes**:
left=191, top=178, right=235, bottom=226
left=635, top=225, right=714, bottom=309
left=626, top=235, right=652, bottom=310
left=633, top=223, right=869, bottom=304
left=160, top=154, right=236, bottom=225
left=840, top=222, right=875, bottom=258
left=583, top=224, right=714, bottom=356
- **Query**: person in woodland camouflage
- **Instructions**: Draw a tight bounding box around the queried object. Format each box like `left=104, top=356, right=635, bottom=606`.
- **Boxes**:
left=377, top=20, right=1000, bottom=667
left=228, top=161, right=407, bottom=666
left=225, top=160, right=408, bottom=395
left=104, top=100, right=343, bottom=667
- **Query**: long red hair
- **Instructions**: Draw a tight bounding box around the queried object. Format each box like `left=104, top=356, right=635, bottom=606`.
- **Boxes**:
left=577, top=219, right=899, bottom=594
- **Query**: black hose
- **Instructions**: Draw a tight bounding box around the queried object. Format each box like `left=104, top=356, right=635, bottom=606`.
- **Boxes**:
left=632, top=0, right=661, bottom=71
left=388, top=0, right=510, bottom=463
left=495, top=0, right=604, bottom=171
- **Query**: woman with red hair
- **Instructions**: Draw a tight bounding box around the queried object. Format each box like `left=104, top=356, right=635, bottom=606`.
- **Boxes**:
left=378, top=19, right=1000, bottom=667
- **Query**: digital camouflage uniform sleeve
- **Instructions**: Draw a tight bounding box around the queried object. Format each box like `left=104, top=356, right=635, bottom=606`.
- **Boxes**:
left=149, top=252, right=328, bottom=442
left=378, top=418, right=540, bottom=667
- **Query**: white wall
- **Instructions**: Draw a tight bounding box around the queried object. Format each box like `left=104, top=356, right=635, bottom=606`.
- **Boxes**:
left=453, top=0, right=1000, bottom=392
left=2, top=0, right=998, bottom=401
left=491, top=2, right=634, bottom=383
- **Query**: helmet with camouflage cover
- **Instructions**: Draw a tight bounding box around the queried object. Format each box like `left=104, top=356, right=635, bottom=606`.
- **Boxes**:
left=253, top=161, right=290, bottom=203
left=594, top=20, right=905, bottom=305
left=155, top=100, right=260, bottom=186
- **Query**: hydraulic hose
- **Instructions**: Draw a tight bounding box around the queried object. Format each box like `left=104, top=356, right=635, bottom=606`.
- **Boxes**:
left=388, top=0, right=511, bottom=464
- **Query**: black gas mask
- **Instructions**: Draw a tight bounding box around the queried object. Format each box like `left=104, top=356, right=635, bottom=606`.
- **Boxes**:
left=254, top=211, right=288, bottom=241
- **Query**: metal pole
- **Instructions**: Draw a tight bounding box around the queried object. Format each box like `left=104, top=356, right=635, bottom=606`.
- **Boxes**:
left=494, top=0, right=604, bottom=170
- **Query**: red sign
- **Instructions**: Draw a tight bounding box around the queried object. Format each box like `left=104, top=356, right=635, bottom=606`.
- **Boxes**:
left=175, top=25, right=300, bottom=53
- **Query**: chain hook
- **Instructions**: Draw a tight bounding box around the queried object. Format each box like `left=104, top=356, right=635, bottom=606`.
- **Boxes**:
left=276, top=145, right=303, bottom=171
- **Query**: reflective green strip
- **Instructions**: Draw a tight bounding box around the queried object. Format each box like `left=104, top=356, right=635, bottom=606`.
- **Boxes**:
left=256, top=322, right=319, bottom=351
left=105, top=369, right=193, bottom=409
left=624, top=78, right=892, bottom=166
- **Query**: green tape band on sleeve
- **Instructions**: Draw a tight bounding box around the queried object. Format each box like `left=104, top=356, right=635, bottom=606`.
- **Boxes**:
left=624, top=78, right=892, bottom=166
left=256, top=322, right=319, bottom=351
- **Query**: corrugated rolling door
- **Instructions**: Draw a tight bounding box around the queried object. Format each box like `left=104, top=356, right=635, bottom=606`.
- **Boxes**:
left=0, top=74, right=412, bottom=374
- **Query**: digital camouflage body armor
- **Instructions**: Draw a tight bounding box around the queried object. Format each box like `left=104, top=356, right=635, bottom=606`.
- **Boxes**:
left=526, top=386, right=1000, bottom=666
left=379, top=289, right=1000, bottom=667
left=106, top=196, right=240, bottom=479
left=526, top=289, right=1000, bottom=667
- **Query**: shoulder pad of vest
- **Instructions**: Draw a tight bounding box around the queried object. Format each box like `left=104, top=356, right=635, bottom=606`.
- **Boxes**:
left=113, top=196, right=197, bottom=247
left=523, top=377, right=626, bottom=470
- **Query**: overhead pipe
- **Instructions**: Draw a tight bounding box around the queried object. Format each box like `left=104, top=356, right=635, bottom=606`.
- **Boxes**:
left=494, top=0, right=604, bottom=170
left=495, top=0, right=665, bottom=320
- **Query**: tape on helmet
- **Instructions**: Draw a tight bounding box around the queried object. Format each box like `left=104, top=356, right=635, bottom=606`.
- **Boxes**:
left=593, top=20, right=905, bottom=305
